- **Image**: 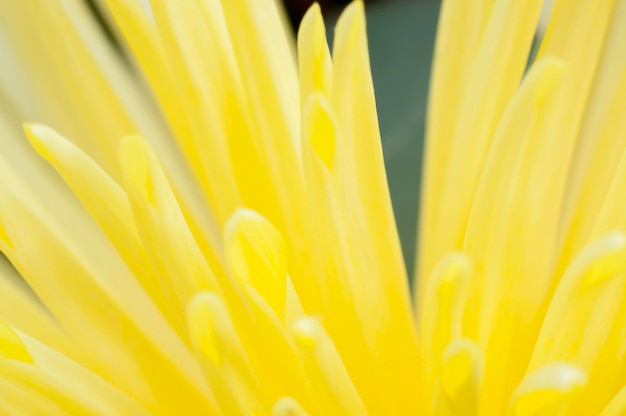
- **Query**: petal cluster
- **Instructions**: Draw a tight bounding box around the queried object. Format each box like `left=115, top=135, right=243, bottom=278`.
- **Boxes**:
left=0, top=0, right=625, bottom=415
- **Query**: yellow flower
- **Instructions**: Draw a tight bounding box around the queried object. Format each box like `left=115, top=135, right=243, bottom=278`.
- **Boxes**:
left=0, top=0, right=624, bottom=415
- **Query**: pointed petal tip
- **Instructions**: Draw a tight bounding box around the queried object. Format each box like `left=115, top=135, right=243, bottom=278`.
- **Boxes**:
left=23, top=123, right=64, bottom=161
left=333, top=0, right=366, bottom=53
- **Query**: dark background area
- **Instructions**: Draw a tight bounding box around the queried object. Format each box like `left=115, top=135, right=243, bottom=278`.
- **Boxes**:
left=282, top=0, right=376, bottom=27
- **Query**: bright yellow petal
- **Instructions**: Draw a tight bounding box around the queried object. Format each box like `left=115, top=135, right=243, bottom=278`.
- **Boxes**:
left=508, top=363, right=587, bottom=416
left=188, top=292, right=267, bottom=414
left=291, top=317, right=367, bottom=416
left=529, top=233, right=626, bottom=414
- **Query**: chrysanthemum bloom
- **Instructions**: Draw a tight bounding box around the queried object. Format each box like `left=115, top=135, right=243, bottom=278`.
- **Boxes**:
left=0, top=0, right=625, bottom=414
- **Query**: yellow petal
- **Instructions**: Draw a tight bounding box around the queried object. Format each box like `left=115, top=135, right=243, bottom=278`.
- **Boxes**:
left=439, top=339, right=482, bottom=416
left=18, top=331, right=151, bottom=415
left=290, top=317, right=367, bottom=416
left=119, top=135, right=221, bottom=333
left=297, top=3, right=332, bottom=104
left=0, top=258, right=73, bottom=359
left=508, top=363, right=587, bottom=416
left=188, top=292, right=267, bottom=414
left=218, top=0, right=299, bottom=154
left=224, top=208, right=288, bottom=318
left=332, top=6, right=422, bottom=411
left=529, top=233, right=626, bottom=414
left=556, top=0, right=626, bottom=271
left=25, top=123, right=180, bottom=332
left=217, top=0, right=313, bottom=275
left=238, top=286, right=314, bottom=411
left=0, top=359, right=99, bottom=416
left=459, top=57, right=565, bottom=411
left=417, top=0, right=543, bottom=295
left=0, top=376, right=70, bottom=416
left=332, top=0, right=409, bottom=309
left=601, top=384, right=626, bottom=416
left=0, top=322, right=32, bottom=363
left=421, top=253, right=471, bottom=412
left=300, top=92, right=381, bottom=411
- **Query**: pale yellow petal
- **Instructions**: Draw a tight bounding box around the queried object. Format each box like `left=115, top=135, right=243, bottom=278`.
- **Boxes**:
left=147, top=0, right=255, bottom=223
left=417, top=0, right=543, bottom=296
left=25, top=124, right=181, bottom=332
left=559, top=0, right=626, bottom=261
left=18, top=332, right=150, bottom=415
left=0, top=358, right=115, bottom=416
left=331, top=5, right=422, bottom=411
left=459, top=57, right=566, bottom=412
left=119, top=135, right=220, bottom=333
left=0, top=173, right=217, bottom=414
left=0, top=375, right=79, bottom=416
left=0, top=259, right=73, bottom=358
left=332, top=1, right=409, bottom=313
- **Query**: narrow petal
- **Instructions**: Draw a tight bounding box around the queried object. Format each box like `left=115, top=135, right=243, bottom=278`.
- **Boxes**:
left=25, top=124, right=179, bottom=333
left=290, top=317, right=367, bottom=416
left=460, top=57, right=565, bottom=411
left=224, top=209, right=288, bottom=318
left=559, top=0, right=626, bottom=264
left=297, top=3, right=332, bottom=104
left=17, top=331, right=151, bottom=415
left=188, top=292, right=267, bottom=414
left=0, top=260, right=73, bottom=358
left=119, top=135, right=221, bottom=333
left=417, top=0, right=543, bottom=294
left=420, top=253, right=471, bottom=412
